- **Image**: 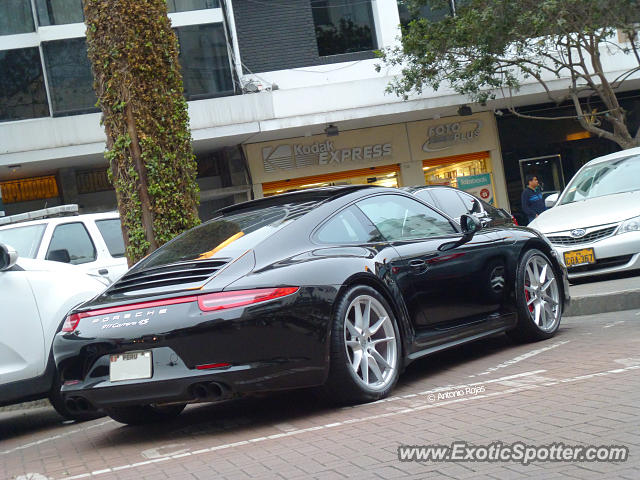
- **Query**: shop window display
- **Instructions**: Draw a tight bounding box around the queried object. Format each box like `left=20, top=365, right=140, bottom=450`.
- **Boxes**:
left=423, top=158, right=490, bottom=187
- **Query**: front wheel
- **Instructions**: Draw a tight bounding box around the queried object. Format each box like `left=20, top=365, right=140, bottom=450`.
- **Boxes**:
left=324, top=285, right=401, bottom=404
left=508, top=249, right=562, bottom=342
left=105, top=403, right=186, bottom=425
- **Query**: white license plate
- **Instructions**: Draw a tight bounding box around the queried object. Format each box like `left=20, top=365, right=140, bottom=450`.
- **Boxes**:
left=110, top=351, right=152, bottom=382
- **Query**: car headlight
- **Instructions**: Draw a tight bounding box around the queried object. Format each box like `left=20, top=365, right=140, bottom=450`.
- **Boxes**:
left=618, top=215, right=640, bottom=234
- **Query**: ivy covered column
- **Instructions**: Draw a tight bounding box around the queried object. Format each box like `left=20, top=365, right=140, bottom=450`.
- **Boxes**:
left=83, top=0, right=200, bottom=265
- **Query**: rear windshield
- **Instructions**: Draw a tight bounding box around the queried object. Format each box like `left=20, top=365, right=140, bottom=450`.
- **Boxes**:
left=0, top=224, right=46, bottom=258
left=133, top=202, right=315, bottom=271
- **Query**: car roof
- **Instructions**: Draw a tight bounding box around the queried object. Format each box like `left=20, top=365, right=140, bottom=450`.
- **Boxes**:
left=583, top=146, right=640, bottom=166
left=217, top=185, right=375, bottom=215
left=0, top=210, right=119, bottom=230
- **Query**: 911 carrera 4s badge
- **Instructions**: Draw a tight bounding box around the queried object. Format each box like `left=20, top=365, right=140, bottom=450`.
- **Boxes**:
left=90, top=308, right=169, bottom=329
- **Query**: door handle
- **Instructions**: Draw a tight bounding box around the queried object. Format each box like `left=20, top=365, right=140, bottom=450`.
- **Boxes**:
left=409, top=259, right=427, bottom=270
left=98, top=268, right=109, bottom=276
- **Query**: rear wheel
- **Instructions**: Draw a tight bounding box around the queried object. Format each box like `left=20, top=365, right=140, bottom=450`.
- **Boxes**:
left=105, top=403, right=186, bottom=425
left=508, top=249, right=562, bottom=342
left=324, top=285, right=401, bottom=404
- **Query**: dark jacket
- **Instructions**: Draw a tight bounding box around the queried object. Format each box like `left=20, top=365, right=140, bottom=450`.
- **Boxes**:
left=521, top=187, right=545, bottom=222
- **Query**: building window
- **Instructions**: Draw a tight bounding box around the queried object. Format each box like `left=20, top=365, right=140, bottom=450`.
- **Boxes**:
left=42, top=37, right=98, bottom=116
left=35, top=0, right=84, bottom=26
left=167, top=0, right=220, bottom=13
left=0, top=0, right=35, bottom=35
left=311, top=0, right=377, bottom=56
left=397, top=0, right=452, bottom=27
left=0, top=48, right=50, bottom=122
left=176, top=23, right=234, bottom=100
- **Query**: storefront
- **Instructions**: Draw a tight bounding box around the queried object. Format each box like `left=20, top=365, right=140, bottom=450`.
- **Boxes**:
left=244, top=111, right=510, bottom=209
left=405, top=112, right=507, bottom=207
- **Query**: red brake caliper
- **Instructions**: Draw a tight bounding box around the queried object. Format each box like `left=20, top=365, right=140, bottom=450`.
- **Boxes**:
left=525, top=282, right=534, bottom=313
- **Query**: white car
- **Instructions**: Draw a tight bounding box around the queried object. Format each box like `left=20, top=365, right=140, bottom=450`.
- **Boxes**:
left=0, top=243, right=107, bottom=419
left=529, top=148, right=640, bottom=279
left=0, top=205, right=128, bottom=283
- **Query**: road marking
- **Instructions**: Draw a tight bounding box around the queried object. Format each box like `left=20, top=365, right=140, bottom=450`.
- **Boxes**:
left=141, top=443, right=189, bottom=459
left=54, top=364, right=640, bottom=480
left=0, top=419, right=114, bottom=457
left=468, top=341, right=570, bottom=377
left=603, top=321, right=625, bottom=328
left=614, top=357, right=640, bottom=367
left=15, top=474, right=51, bottom=480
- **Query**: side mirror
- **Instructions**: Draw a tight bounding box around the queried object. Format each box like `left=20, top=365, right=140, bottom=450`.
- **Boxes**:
left=47, top=249, right=71, bottom=264
left=461, top=214, right=482, bottom=235
left=0, top=243, right=18, bottom=271
left=545, top=192, right=559, bottom=208
left=439, top=215, right=481, bottom=252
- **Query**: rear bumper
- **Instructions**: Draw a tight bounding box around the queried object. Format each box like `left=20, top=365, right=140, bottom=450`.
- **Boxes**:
left=60, top=347, right=325, bottom=408
left=53, top=286, right=337, bottom=408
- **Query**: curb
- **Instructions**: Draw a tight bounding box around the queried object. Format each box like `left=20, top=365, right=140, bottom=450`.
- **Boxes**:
left=565, top=289, right=640, bottom=317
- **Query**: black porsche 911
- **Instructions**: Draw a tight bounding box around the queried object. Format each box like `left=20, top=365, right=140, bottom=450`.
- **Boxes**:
left=53, top=186, right=569, bottom=425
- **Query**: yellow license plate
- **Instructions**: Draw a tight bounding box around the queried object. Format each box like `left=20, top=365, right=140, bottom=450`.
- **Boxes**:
left=564, top=248, right=596, bottom=268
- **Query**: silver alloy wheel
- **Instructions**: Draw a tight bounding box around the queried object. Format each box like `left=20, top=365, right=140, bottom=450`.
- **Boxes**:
left=344, top=295, right=398, bottom=391
left=523, top=255, right=561, bottom=332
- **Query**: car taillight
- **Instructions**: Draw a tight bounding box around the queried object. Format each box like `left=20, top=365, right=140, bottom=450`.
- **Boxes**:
left=62, top=313, right=82, bottom=332
left=197, top=287, right=299, bottom=312
left=512, top=216, right=518, bottom=226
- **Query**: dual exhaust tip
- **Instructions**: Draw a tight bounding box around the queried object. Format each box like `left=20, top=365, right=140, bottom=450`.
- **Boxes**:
left=64, top=396, right=94, bottom=413
left=64, top=382, right=228, bottom=412
left=190, top=382, right=226, bottom=401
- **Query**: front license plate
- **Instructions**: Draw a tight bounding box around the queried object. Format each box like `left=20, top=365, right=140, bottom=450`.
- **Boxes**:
left=564, top=248, right=596, bottom=268
left=110, top=351, right=152, bottom=382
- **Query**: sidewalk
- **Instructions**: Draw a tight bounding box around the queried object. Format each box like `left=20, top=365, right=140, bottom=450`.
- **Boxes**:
left=565, top=273, right=640, bottom=317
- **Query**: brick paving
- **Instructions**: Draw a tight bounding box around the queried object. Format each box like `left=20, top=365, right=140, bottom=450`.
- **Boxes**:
left=1, top=309, right=639, bottom=479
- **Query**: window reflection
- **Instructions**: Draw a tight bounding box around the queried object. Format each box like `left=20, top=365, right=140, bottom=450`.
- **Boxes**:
left=357, top=195, right=456, bottom=241
left=397, top=0, right=452, bottom=27
left=176, top=23, right=234, bottom=100
left=311, top=0, right=377, bottom=56
left=0, top=0, right=35, bottom=35
left=167, top=0, right=220, bottom=13
left=0, top=48, right=50, bottom=122
left=42, top=37, right=98, bottom=116
left=35, top=0, right=84, bottom=26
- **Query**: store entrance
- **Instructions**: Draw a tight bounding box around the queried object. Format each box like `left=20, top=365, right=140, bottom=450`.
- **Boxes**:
left=422, top=151, right=497, bottom=204
left=262, top=165, right=400, bottom=196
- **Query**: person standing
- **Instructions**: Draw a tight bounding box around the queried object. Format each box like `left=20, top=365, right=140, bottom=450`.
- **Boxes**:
left=521, top=174, right=546, bottom=224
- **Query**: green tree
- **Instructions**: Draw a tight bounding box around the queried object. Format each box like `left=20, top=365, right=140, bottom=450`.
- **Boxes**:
left=83, top=0, right=200, bottom=265
left=379, top=0, right=640, bottom=149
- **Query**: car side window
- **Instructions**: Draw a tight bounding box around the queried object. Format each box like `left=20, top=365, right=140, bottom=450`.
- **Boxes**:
left=430, top=188, right=469, bottom=219
left=356, top=195, right=457, bottom=241
left=457, top=191, right=480, bottom=214
left=315, top=206, right=382, bottom=244
left=46, top=222, right=97, bottom=265
left=95, top=219, right=126, bottom=258
left=413, top=189, right=437, bottom=207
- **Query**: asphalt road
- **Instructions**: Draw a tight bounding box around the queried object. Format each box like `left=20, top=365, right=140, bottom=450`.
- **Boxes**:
left=1, top=308, right=639, bottom=480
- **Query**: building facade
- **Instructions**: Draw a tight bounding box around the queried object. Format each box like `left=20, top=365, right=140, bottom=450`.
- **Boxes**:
left=1, top=0, right=638, bottom=219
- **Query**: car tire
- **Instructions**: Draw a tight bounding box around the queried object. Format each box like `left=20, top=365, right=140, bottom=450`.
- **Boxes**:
left=49, top=371, right=102, bottom=422
left=508, top=249, right=563, bottom=343
left=105, top=404, right=186, bottom=425
left=324, top=285, right=401, bottom=404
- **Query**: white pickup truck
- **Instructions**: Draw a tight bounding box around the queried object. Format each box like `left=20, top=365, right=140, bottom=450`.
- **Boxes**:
left=0, top=205, right=128, bottom=283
